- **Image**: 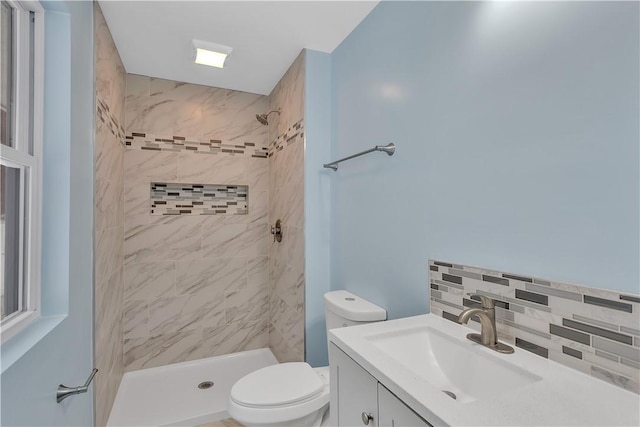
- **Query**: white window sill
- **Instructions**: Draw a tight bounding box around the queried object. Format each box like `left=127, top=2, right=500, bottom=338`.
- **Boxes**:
left=1, top=314, right=66, bottom=373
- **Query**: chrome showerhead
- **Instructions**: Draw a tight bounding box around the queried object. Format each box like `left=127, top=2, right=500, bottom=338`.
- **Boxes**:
left=256, top=114, right=269, bottom=125
left=256, top=110, right=280, bottom=125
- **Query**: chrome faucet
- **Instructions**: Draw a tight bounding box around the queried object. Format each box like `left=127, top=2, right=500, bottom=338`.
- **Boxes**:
left=458, top=294, right=514, bottom=354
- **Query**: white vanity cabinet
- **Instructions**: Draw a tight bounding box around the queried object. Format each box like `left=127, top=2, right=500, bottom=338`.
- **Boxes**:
left=377, top=384, right=431, bottom=427
left=329, top=314, right=640, bottom=427
left=330, top=343, right=431, bottom=427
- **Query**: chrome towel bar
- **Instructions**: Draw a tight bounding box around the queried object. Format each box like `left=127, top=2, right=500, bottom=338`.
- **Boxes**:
left=323, top=143, right=395, bottom=171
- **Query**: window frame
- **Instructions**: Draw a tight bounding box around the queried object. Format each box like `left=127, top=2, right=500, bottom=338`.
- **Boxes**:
left=1, top=0, right=43, bottom=343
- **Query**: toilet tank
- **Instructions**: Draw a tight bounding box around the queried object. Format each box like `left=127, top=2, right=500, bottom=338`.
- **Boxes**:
left=324, top=290, right=387, bottom=331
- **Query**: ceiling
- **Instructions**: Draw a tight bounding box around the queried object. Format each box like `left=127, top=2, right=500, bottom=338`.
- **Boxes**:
left=99, top=1, right=379, bottom=95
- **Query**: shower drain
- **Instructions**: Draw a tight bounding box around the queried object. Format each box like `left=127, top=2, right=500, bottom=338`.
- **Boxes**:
left=197, top=381, right=214, bottom=390
left=442, top=390, right=457, bottom=400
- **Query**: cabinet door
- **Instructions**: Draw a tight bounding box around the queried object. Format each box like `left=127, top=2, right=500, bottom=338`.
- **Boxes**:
left=330, top=343, right=379, bottom=427
left=378, top=384, right=431, bottom=427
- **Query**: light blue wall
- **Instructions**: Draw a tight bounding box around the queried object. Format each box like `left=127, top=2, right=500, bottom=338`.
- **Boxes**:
left=1, top=1, right=94, bottom=425
left=329, top=1, right=639, bottom=321
left=304, top=50, right=332, bottom=367
left=40, top=4, right=71, bottom=317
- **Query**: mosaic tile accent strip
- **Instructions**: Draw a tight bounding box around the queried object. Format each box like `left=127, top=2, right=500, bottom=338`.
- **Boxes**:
left=269, top=119, right=304, bottom=157
left=428, top=260, right=640, bottom=394
left=126, top=132, right=269, bottom=158
left=150, top=182, right=248, bottom=216
left=97, top=96, right=125, bottom=143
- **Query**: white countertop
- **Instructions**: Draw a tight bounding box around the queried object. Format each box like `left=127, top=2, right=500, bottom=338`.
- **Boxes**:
left=329, top=314, right=640, bottom=426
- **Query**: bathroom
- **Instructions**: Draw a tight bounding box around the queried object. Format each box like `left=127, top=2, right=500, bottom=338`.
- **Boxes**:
left=0, top=0, right=638, bottom=426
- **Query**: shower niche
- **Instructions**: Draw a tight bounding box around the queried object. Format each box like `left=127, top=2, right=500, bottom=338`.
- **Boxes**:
left=150, top=182, right=248, bottom=215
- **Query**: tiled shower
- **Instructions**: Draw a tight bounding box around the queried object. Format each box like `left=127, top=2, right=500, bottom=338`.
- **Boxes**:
left=121, top=73, right=271, bottom=372
left=93, top=4, right=125, bottom=425
left=93, top=5, right=307, bottom=423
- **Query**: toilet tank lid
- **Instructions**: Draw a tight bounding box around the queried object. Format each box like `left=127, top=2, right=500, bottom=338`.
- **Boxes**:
left=324, top=290, right=387, bottom=322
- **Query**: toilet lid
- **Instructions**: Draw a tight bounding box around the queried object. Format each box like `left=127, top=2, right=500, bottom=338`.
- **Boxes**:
left=230, top=362, right=324, bottom=408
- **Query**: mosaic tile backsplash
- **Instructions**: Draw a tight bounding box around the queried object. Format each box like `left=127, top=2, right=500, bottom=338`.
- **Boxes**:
left=126, top=132, right=269, bottom=158
left=428, top=260, right=640, bottom=394
left=269, top=119, right=304, bottom=157
left=150, top=182, right=248, bottom=216
left=124, top=119, right=305, bottom=160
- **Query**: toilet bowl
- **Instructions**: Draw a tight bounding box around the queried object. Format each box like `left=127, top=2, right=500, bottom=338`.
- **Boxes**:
left=228, top=290, right=386, bottom=427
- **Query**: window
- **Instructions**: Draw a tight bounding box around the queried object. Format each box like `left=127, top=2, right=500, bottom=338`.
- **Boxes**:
left=1, top=0, right=43, bottom=342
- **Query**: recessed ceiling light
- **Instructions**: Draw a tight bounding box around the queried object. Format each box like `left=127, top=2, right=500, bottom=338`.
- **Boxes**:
left=192, top=39, right=232, bottom=68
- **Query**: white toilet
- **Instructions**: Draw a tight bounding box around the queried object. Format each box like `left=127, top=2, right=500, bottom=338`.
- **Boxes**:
left=228, top=290, right=387, bottom=427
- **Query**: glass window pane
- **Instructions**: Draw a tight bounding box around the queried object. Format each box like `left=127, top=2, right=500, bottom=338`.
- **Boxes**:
left=1, top=2, right=13, bottom=148
left=1, top=164, right=21, bottom=320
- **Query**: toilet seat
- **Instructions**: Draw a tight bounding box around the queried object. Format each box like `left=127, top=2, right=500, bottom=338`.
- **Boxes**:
left=231, top=362, right=324, bottom=407
left=228, top=363, right=330, bottom=425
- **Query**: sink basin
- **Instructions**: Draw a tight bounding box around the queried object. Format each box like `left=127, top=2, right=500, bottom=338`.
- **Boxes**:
left=365, top=325, right=541, bottom=403
left=330, top=314, right=640, bottom=426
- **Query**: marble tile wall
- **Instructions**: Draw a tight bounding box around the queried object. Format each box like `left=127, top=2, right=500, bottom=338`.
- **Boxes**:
left=123, top=74, right=270, bottom=371
left=429, top=260, right=640, bottom=394
left=94, top=4, right=126, bottom=426
left=267, top=50, right=306, bottom=362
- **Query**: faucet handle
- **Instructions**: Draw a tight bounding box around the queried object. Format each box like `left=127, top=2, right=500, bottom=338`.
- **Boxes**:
left=467, top=293, right=495, bottom=309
